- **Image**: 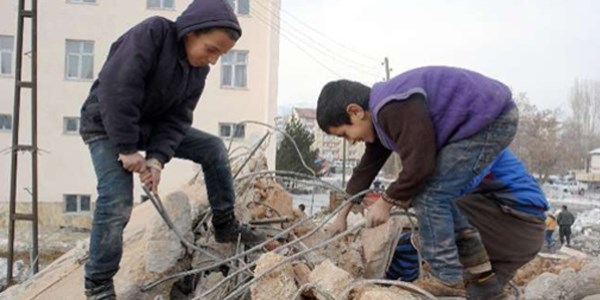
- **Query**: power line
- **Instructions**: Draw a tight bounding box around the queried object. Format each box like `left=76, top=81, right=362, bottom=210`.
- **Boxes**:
left=269, top=0, right=382, bottom=64
left=250, top=1, right=381, bottom=79
left=253, top=0, right=380, bottom=74
left=248, top=5, right=344, bottom=78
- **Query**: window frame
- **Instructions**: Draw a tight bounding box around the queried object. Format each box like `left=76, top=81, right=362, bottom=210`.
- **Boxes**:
left=146, top=0, right=175, bottom=10
left=63, top=194, right=92, bottom=214
left=227, top=0, right=250, bottom=15
left=65, top=39, right=94, bottom=81
left=220, top=50, right=249, bottom=89
left=0, top=113, right=12, bottom=132
left=219, top=123, right=246, bottom=139
left=0, top=35, right=15, bottom=76
left=63, top=116, right=80, bottom=135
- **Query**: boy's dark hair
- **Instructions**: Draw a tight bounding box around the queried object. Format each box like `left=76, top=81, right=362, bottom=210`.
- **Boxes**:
left=298, top=204, right=306, bottom=211
left=562, top=205, right=568, bottom=210
left=316, top=80, right=371, bottom=133
left=194, top=27, right=241, bottom=41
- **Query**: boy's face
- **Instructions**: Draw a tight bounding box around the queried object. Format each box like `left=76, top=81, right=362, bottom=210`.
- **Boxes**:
left=184, top=30, right=236, bottom=67
left=327, top=104, right=376, bottom=144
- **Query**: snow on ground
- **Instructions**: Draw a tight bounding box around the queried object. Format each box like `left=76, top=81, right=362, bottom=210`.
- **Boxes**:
left=292, top=193, right=329, bottom=215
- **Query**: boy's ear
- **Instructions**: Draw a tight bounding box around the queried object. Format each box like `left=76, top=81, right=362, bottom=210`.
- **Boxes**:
left=345, top=103, right=365, bottom=119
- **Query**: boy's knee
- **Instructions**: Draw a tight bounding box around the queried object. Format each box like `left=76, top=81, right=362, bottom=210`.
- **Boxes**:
left=206, top=137, right=228, bottom=160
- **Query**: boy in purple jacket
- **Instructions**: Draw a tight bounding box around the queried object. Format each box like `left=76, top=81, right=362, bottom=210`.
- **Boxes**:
left=79, top=1, right=263, bottom=298
left=317, top=66, right=517, bottom=299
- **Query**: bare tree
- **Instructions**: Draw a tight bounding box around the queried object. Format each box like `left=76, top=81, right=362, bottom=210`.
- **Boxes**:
left=567, top=79, right=600, bottom=171
left=511, top=93, right=563, bottom=182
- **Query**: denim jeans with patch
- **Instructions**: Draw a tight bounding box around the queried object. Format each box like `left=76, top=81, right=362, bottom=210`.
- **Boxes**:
left=412, top=107, right=518, bottom=284
left=84, top=128, right=235, bottom=284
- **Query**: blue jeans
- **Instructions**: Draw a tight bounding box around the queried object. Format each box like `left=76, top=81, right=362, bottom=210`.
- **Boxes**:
left=84, top=128, right=235, bottom=283
left=413, top=107, right=518, bottom=284
left=545, top=230, right=554, bottom=246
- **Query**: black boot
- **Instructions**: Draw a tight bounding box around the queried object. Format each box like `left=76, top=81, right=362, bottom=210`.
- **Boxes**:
left=465, top=272, right=507, bottom=300
left=214, top=219, right=266, bottom=246
left=84, top=278, right=116, bottom=300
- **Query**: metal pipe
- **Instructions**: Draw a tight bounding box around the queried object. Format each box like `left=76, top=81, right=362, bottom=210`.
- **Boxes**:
left=214, top=221, right=367, bottom=300
left=197, top=191, right=370, bottom=299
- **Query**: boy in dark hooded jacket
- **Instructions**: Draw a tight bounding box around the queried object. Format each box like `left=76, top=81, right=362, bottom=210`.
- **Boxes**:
left=79, top=1, right=263, bottom=298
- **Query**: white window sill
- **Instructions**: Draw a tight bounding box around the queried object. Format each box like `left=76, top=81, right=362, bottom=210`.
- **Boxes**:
left=65, top=78, right=94, bottom=82
left=63, top=131, right=80, bottom=136
left=146, top=7, right=176, bottom=11
left=220, top=85, right=249, bottom=91
left=0, top=74, right=14, bottom=78
left=64, top=211, right=91, bottom=215
left=66, top=1, right=98, bottom=6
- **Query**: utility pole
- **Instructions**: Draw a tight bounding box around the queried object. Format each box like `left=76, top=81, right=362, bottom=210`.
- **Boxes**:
left=384, top=57, right=391, bottom=80
left=381, top=57, right=399, bottom=177
left=7, top=0, right=39, bottom=281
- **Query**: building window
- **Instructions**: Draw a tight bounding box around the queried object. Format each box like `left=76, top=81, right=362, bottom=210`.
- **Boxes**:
left=67, top=0, right=96, bottom=4
left=63, top=117, right=80, bottom=134
left=65, top=40, right=94, bottom=80
left=219, top=123, right=245, bottom=139
left=147, top=0, right=174, bottom=9
left=64, top=194, right=91, bottom=213
left=0, top=114, right=12, bottom=131
left=0, top=35, right=14, bottom=75
left=227, top=0, right=250, bottom=15
left=221, top=50, right=247, bottom=88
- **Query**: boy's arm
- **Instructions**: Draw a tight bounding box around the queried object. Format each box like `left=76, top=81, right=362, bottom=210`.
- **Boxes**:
left=97, top=18, right=168, bottom=154
left=338, top=139, right=391, bottom=219
left=145, top=89, right=203, bottom=165
left=379, top=94, right=437, bottom=204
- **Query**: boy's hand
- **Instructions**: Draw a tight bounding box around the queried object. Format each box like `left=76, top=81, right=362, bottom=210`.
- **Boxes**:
left=366, top=199, right=393, bottom=228
left=140, top=158, right=162, bottom=193
left=118, top=152, right=146, bottom=173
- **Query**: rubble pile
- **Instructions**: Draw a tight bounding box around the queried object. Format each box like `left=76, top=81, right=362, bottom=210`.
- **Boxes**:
left=1, top=154, right=599, bottom=299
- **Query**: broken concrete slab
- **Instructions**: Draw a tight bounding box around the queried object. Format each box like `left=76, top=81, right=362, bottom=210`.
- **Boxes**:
left=559, top=245, right=588, bottom=259
left=523, top=272, right=560, bottom=300
left=308, top=259, right=353, bottom=300
left=573, top=259, right=600, bottom=299
left=145, top=190, right=193, bottom=275
left=360, top=216, right=404, bottom=278
left=292, top=262, right=311, bottom=287
left=250, top=252, right=297, bottom=300
left=354, top=285, right=418, bottom=300
left=194, top=272, right=227, bottom=300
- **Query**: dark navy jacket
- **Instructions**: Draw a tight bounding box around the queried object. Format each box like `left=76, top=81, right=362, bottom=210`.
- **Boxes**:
left=79, top=0, right=240, bottom=165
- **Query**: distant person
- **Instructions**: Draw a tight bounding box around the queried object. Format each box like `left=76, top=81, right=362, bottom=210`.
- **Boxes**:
left=557, top=205, right=575, bottom=246
left=298, top=204, right=306, bottom=212
left=545, top=215, right=557, bottom=247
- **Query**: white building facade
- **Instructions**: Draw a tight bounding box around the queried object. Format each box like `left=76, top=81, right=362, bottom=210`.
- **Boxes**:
left=0, top=0, right=280, bottom=224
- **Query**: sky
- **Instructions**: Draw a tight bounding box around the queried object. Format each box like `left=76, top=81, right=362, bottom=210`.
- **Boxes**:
left=269, top=0, right=600, bottom=117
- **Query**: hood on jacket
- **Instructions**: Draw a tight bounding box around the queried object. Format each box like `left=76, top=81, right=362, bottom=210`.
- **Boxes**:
left=176, top=0, right=242, bottom=40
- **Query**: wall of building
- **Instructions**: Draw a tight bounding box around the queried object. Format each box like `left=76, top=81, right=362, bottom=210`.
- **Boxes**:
left=0, top=0, right=280, bottom=217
